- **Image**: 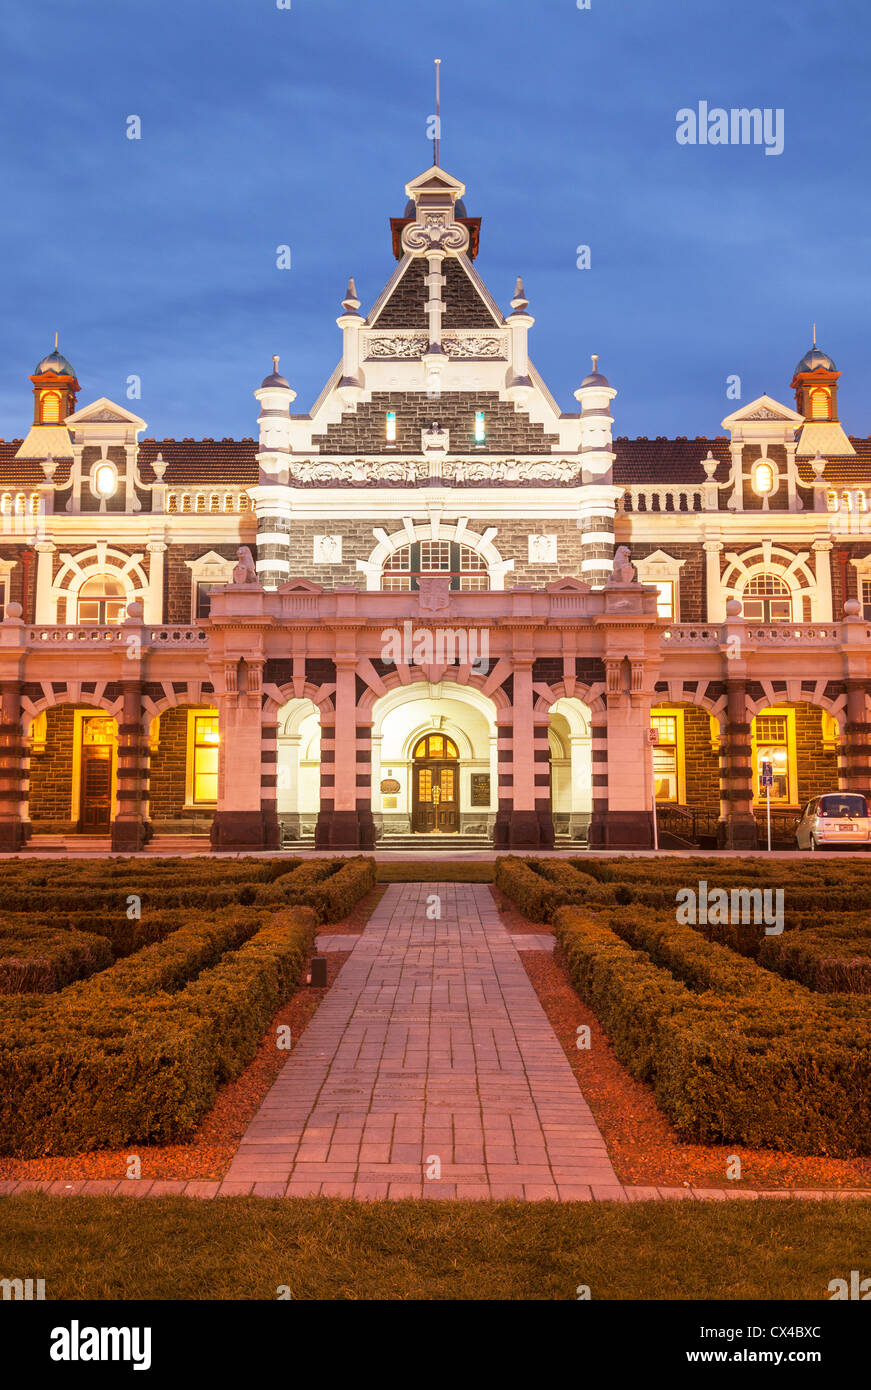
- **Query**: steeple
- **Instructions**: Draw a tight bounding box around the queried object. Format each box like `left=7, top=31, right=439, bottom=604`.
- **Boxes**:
left=790, top=338, right=854, bottom=457
left=15, top=340, right=79, bottom=459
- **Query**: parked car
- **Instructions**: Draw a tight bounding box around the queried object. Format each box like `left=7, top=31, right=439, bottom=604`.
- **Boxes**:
left=794, top=793, right=871, bottom=851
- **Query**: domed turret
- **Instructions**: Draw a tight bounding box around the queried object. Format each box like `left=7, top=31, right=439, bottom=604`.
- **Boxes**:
left=34, top=348, right=76, bottom=378
left=794, top=345, right=836, bottom=375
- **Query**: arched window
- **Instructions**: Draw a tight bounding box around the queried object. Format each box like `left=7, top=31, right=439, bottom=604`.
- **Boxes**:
left=381, top=542, right=489, bottom=592
left=77, top=574, right=127, bottom=625
left=742, top=572, right=792, bottom=623
left=413, top=734, right=458, bottom=760
left=40, top=391, right=61, bottom=423
left=809, top=388, right=830, bottom=421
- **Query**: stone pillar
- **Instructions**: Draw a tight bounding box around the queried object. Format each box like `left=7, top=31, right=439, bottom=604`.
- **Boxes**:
left=504, top=660, right=542, bottom=846
left=0, top=679, right=30, bottom=850
left=111, top=677, right=150, bottom=851
left=588, top=662, right=655, bottom=847
left=578, top=488, right=620, bottom=590
left=251, top=485, right=293, bottom=591
left=315, top=657, right=374, bottom=848
left=34, top=541, right=55, bottom=624
left=717, top=680, right=758, bottom=847
left=534, top=712, right=555, bottom=847
left=842, top=681, right=871, bottom=795
left=812, top=539, right=833, bottom=621
left=210, top=659, right=278, bottom=849
left=145, top=541, right=166, bottom=624
left=704, top=539, right=724, bottom=622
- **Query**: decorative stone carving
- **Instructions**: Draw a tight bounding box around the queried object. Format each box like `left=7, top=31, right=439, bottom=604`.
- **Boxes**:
left=442, top=334, right=507, bottom=359
left=607, top=545, right=636, bottom=585
left=743, top=407, right=791, bottom=420
left=364, top=334, right=428, bottom=359
left=401, top=213, right=469, bottom=256
left=417, top=575, right=452, bottom=613
left=528, top=533, right=557, bottom=563
left=231, top=546, right=258, bottom=585
left=313, top=534, right=342, bottom=564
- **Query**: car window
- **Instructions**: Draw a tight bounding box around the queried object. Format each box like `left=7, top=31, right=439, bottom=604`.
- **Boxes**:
left=819, top=794, right=868, bottom=819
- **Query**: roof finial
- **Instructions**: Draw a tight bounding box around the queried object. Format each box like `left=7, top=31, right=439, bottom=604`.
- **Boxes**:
left=54, top=331, right=58, bottom=350
left=813, top=321, right=816, bottom=347
left=272, top=354, right=280, bottom=374
left=592, top=353, right=599, bottom=372
left=434, top=58, right=441, bottom=167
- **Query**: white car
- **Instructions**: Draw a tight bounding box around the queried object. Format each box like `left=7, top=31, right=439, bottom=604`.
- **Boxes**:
left=795, top=793, right=871, bottom=851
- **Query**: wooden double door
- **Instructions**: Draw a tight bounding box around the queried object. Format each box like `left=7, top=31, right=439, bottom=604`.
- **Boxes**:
left=411, top=733, right=459, bottom=834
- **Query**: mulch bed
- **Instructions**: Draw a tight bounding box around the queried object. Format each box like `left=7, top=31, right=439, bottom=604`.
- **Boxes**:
left=490, top=885, right=871, bottom=1192
left=0, top=886, right=386, bottom=1183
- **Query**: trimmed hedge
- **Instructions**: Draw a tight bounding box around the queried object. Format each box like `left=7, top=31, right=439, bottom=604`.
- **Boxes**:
left=0, top=925, right=112, bottom=994
left=759, top=926, right=871, bottom=994
left=0, top=907, right=316, bottom=1156
left=554, top=906, right=871, bottom=1155
left=259, top=856, right=377, bottom=922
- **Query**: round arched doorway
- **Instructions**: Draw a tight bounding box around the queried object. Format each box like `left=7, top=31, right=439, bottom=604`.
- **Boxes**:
left=411, top=733, right=459, bottom=833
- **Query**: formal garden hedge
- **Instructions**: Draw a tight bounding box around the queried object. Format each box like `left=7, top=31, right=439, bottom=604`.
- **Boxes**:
left=0, top=855, right=376, bottom=1155
left=495, top=855, right=871, bottom=1156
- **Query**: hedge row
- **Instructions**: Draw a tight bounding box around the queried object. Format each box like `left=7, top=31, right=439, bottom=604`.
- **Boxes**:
left=759, top=926, right=871, bottom=995
left=0, top=906, right=316, bottom=1155
left=260, top=856, right=377, bottom=922
left=553, top=906, right=871, bottom=1155
left=0, top=925, right=113, bottom=994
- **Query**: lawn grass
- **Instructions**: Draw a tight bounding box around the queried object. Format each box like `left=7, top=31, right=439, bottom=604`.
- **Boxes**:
left=1, top=1194, right=867, bottom=1300
left=376, top=860, right=494, bottom=882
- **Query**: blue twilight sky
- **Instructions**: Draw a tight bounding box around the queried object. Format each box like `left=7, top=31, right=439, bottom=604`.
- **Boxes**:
left=1, top=0, right=869, bottom=444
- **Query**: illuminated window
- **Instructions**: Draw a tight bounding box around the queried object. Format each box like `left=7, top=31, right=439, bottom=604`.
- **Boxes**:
left=752, top=460, right=775, bottom=496
left=474, top=410, right=486, bottom=443
left=40, top=391, right=61, bottom=423
left=753, top=711, right=792, bottom=803
left=413, top=734, right=459, bottom=759
left=654, top=580, right=674, bottom=619
left=77, top=574, right=126, bottom=625
left=94, top=463, right=117, bottom=498
left=650, top=714, right=679, bottom=803
left=862, top=580, right=871, bottom=622
left=192, top=715, right=219, bottom=804
left=742, top=572, right=792, bottom=622
left=810, top=388, right=830, bottom=420
left=385, top=411, right=397, bottom=442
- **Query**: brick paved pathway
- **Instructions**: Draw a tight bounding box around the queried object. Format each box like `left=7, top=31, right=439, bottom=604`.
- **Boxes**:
left=224, top=882, right=619, bottom=1200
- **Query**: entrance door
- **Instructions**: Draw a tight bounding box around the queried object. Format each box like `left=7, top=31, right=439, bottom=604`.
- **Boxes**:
left=79, top=717, right=115, bottom=830
left=411, top=733, right=460, bottom=833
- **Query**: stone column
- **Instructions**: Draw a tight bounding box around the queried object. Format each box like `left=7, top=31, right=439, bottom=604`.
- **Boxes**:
left=210, top=659, right=278, bottom=849
left=111, top=677, right=150, bottom=851
left=704, top=539, right=724, bottom=622
left=812, top=539, right=834, bottom=622
left=588, top=661, right=655, bottom=847
left=145, top=541, right=166, bottom=624
left=842, top=681, right=871, bottom=795
left=315, top=656, right=374, bottom=848
left=505, top=659, right=542, bottom=846
left=34, top=541, right=55, bottom=624
left=717, top=680, right=758, bottom=847
left=0, top=678, right=29, bottom=850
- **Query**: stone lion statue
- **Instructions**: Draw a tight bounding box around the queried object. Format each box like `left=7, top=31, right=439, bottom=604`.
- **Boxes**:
left=232, top=546, right=258, bottom=585
left=608, top=545, right=636, bottom=585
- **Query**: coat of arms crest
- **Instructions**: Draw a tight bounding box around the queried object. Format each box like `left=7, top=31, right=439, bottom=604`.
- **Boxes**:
left=417, top=575, right=452, bottom=613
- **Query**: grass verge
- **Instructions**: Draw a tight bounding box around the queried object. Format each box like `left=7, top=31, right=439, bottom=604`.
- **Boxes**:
left=376, top=861, right=495, bottom=883
left=0, top=1194, right=868, bottom=1300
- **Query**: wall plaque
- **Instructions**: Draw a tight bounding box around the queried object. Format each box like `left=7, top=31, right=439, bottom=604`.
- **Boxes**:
left=470, top=773, right=491, bottom=806
left=380, top=778, right=401, bottom=794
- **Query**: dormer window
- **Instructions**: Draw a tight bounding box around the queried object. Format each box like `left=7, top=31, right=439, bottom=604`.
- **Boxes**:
left=474, top=410, right=486, bottom=443
left=752, top=460, right=775, bottom=497
left=385, top=411, right=397, bottom=443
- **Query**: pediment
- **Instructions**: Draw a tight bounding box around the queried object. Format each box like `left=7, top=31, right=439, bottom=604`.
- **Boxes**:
left=66, top=397, right=147, bottom=429
left=277, top=578, right=325, bottom=594
left=721, top=394, right=804, bottom=430
left=546, top=576, right=592, bottom=594
left=404, top=165, right=466, bottom=200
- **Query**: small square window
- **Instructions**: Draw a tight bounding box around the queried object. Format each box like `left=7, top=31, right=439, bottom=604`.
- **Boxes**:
left=386, top=411, right=397, bottom=443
